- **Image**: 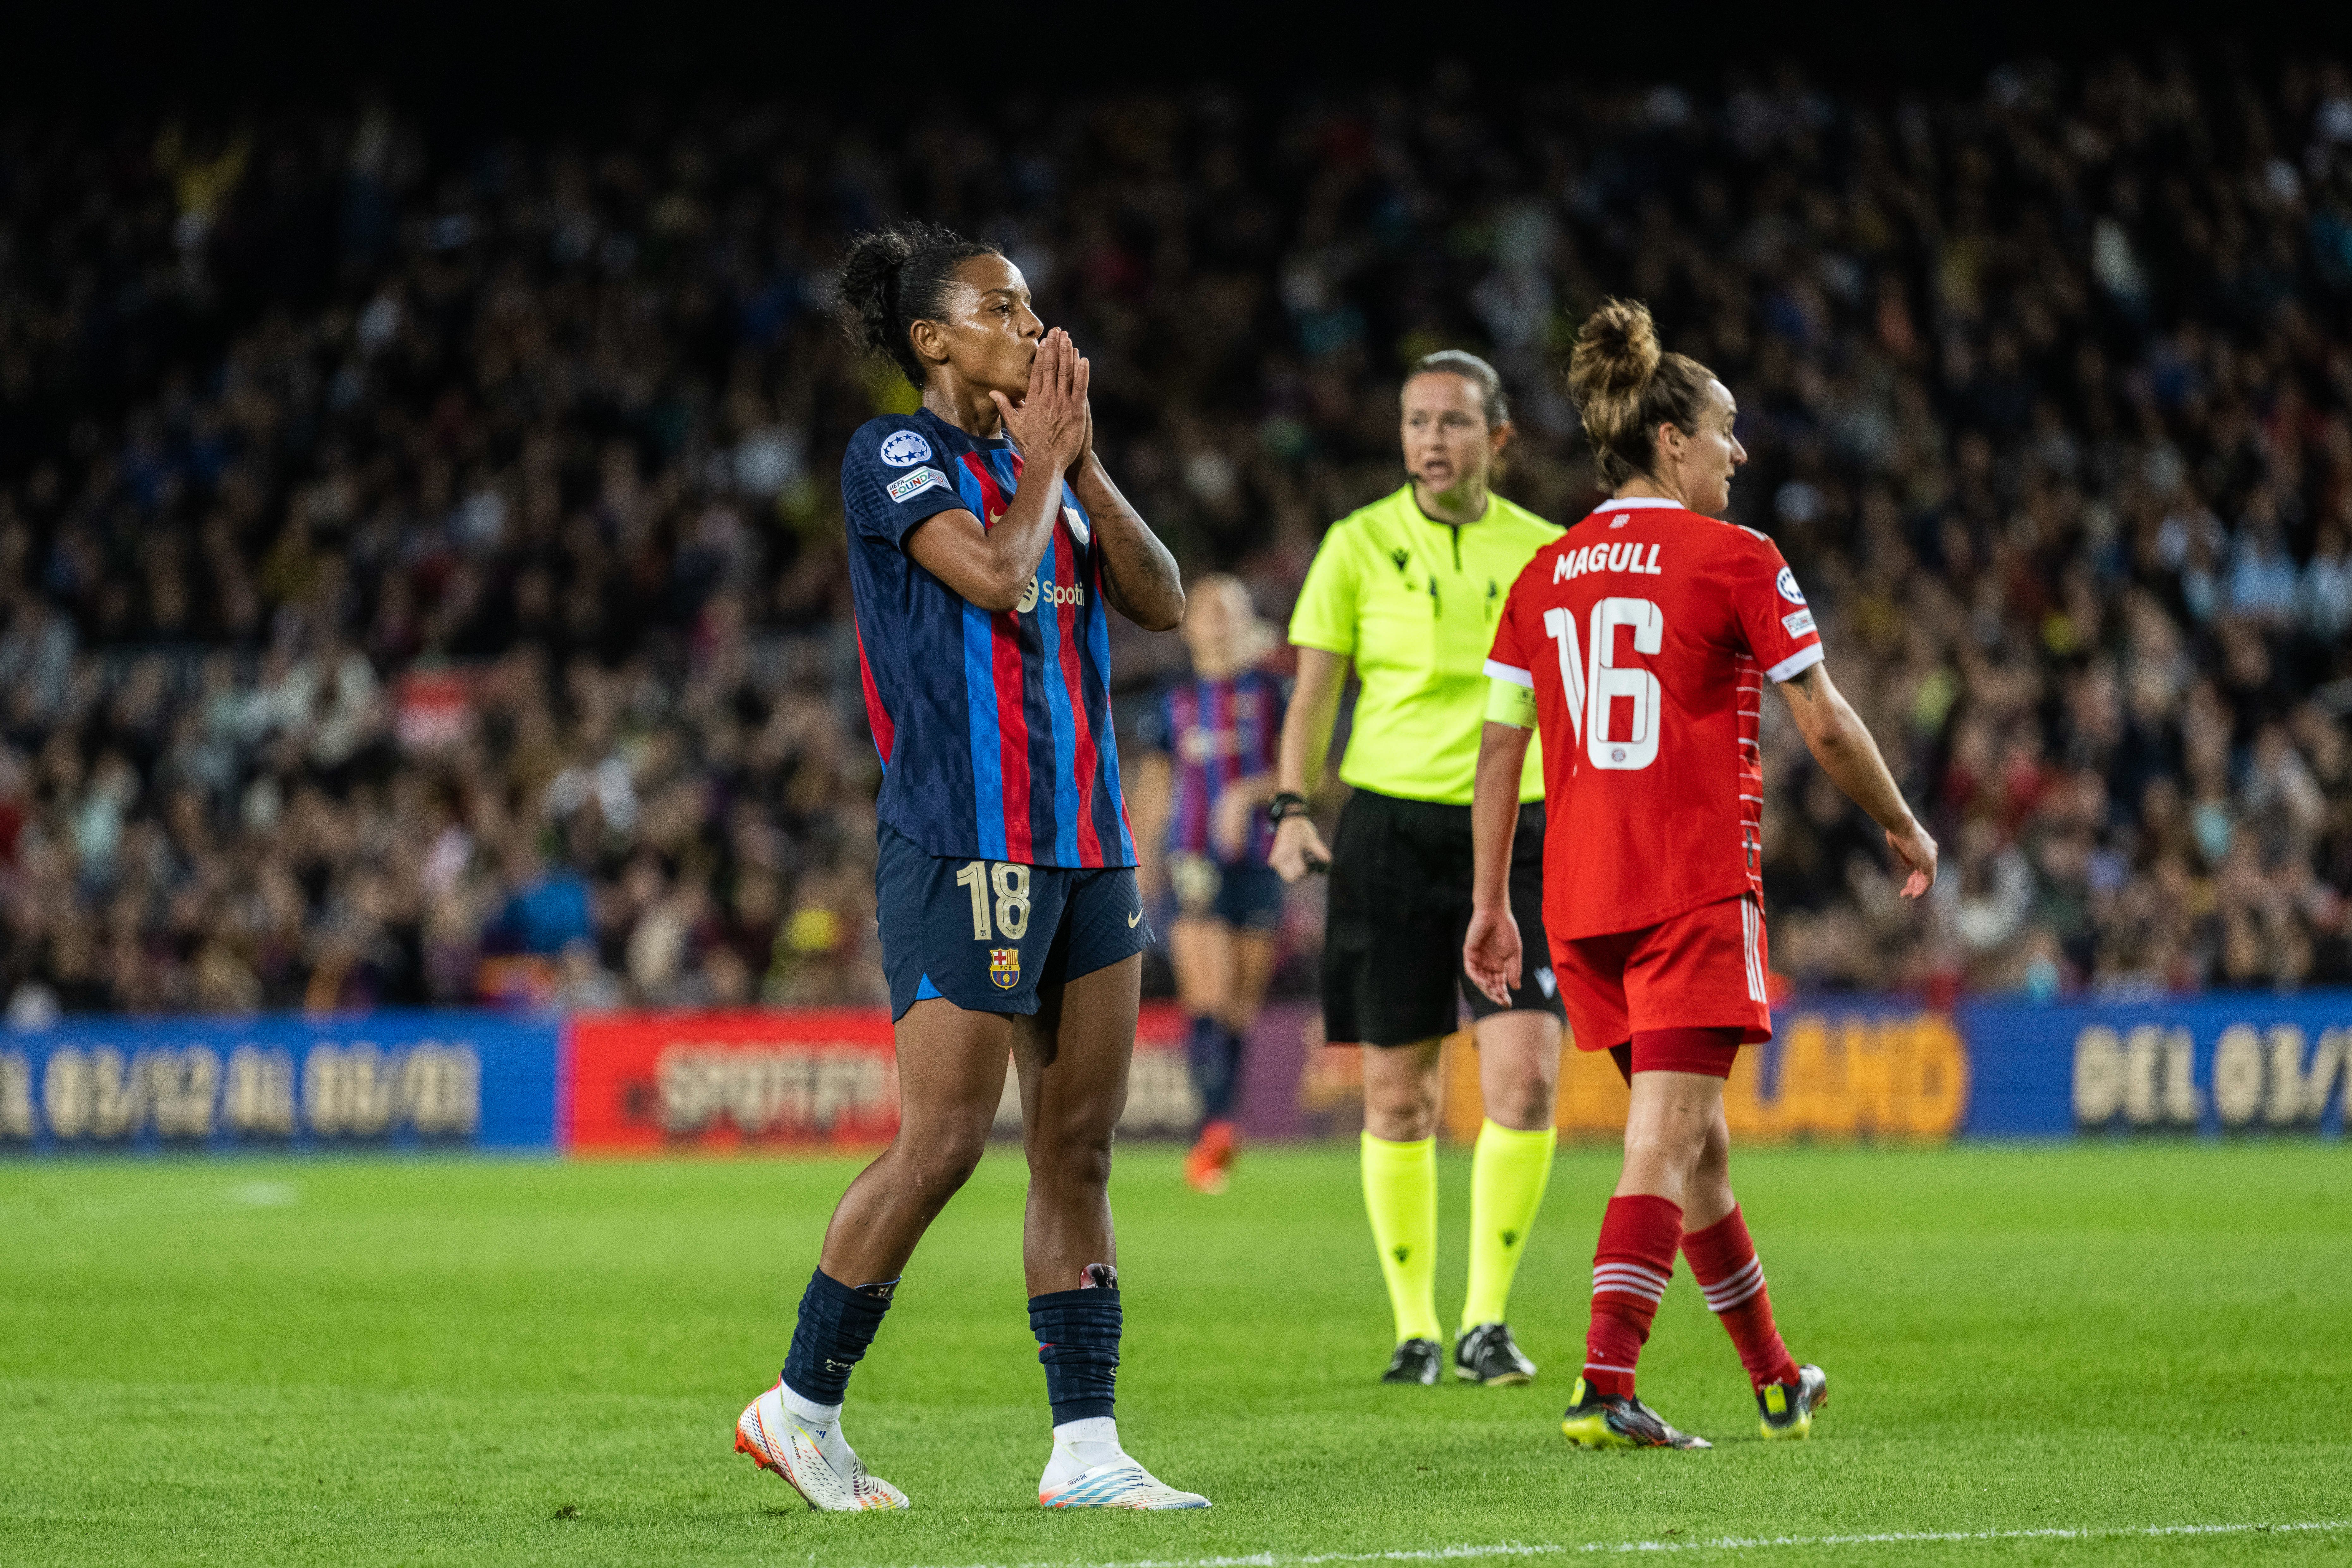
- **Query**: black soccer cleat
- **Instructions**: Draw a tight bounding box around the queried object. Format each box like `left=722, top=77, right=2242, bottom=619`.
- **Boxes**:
left=1757, top=1363, right=1828, bottom=1440
left=1381, top=1338, right=1443, bottom=1385
left=1559, top=1376, right=1713, bottom=1449
left=1453, top=1322, right=1537, bottom=1386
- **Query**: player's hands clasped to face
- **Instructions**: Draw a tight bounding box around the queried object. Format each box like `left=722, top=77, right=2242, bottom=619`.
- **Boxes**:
left=1887, top=817, right=1939, bottom=899
left=992, top=327, right=1090, bottom=472
left=1267, top=814, right=1329, bottom=884
left=1461, top=903, right=1522, bottom=1008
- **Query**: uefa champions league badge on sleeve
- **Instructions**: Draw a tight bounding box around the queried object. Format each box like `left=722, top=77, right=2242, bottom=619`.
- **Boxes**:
left=1062, top=504, right=1090, bottom=546
left=1777, top=567, right=1807, bottom=603
left=878, top=429, right=934, bottom=467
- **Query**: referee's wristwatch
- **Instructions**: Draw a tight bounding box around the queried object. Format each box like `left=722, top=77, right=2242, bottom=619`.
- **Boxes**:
left=1266, top=791, right=1311, bottom=828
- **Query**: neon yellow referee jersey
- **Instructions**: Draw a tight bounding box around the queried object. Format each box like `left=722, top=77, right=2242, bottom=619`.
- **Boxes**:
left=1289, top=486, right=1560, bottom=805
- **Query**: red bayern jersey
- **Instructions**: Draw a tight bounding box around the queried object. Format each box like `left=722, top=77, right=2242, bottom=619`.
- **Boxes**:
left=1484, top=496, right=1824, bottom=940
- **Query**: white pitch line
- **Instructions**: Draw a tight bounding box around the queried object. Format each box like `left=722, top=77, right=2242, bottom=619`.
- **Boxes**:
left=898, top=1518, right=2351, bottom=1568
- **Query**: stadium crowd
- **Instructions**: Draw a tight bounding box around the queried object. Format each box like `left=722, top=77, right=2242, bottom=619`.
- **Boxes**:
left=2, top=55, right=2351, bottom=1019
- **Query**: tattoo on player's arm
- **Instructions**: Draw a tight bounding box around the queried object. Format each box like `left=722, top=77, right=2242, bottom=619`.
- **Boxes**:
left=1079, top=458, right=1184, bottom=629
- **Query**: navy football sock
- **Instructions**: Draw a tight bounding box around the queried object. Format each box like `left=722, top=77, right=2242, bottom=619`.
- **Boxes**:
left=1030, top=1276, right=1121, bottom=1424
left=781, top=1268, right=897, bottom=1404
left=1216, top=1024, right=1246, bottom=1117
left=1187, top=1015, right=1241, bottom=1123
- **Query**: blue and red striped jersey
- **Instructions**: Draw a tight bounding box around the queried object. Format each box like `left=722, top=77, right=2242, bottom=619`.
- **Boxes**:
left=844, top=409, right=1135, bottom=869
left=1138, top=671, right=1285, bottom=863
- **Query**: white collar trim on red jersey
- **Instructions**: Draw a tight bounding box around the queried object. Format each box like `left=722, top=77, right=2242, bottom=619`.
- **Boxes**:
left=1594, top=496, right=1683, bottom=511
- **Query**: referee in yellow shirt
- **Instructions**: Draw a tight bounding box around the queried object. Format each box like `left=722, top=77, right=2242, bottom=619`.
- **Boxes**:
left=1269, top=351, right=1565, bottom=1387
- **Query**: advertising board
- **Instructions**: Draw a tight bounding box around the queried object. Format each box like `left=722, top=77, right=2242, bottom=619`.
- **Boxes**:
left=0, top=1011, right=560, bottom=1152
left=562, top=1002, right=1198, bottom=1152
left=4, top=992, right=2342, bottom=1156
left=1960, top=994, right=2349, bottom=1136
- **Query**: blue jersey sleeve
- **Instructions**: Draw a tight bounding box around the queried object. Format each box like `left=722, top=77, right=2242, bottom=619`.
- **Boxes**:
left=843, top=417, right=969, bottom=550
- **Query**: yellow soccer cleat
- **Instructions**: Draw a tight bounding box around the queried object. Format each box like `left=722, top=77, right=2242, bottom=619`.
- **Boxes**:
left=1559, top=1376, right=1712, bottom=1450
left=1757, top=1363, right=1829, bottom=1441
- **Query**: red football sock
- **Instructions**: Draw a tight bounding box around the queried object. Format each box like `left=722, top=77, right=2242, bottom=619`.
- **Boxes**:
left=1583, top=1194, right=1682, bottom=1399
left=1681, top=1206, right=1800, bottom=1392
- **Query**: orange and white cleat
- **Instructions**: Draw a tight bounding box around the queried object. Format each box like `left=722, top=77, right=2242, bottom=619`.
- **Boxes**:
left=734, top=1382, right=909, bottom=1511
left=1184, top=1120, right=1239, bottom=1194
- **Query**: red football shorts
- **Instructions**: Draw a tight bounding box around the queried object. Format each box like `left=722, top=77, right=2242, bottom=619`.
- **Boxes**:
left=1550, top=893, right=1774, bottom=1054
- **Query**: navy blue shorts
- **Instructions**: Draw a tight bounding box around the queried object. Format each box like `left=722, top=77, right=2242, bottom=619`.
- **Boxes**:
left=1167, top=853, right=1285, bottom=933
left=876, top=823, right=1155, bottom=1020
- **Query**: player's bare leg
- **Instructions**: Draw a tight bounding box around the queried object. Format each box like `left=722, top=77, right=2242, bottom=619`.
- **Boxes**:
left=1014, top=954, right=1207, bottom=1509
left=1014, top=956, right=1137, bottom=1293
left=1673, top=1099, right=1823, bottom=1438
left=1172, top=917, right=1242, bottom=1191
left=742, top=999, right=1015, bottom=1510
left=1473, top=1011, right=1560, bottom=1131
left=1195, top=924, right=1275, bottom=1187
left=821, top=1000, right=1016, bottom=1283
left=1561, top=1068, right=1720, bottom=1450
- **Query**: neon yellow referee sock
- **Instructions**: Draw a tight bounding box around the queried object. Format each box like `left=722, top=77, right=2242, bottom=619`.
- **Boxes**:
left=1360, top=1131, right=1442, bottom=1345
left=1460, top=1118, right=1556, bottom=1334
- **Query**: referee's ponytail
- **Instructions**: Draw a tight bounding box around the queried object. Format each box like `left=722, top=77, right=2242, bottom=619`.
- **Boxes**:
left=838, top=222, right=1002, bottom=387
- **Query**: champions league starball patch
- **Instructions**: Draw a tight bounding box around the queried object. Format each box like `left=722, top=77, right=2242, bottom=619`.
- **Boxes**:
left=1776, top=567, right=1807, bottom=604
left=878, top=429, right=933, bottom=467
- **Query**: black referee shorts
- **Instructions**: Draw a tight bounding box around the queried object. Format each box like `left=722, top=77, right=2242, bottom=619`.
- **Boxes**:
left=1321, top=787, right=1564, bottom=1048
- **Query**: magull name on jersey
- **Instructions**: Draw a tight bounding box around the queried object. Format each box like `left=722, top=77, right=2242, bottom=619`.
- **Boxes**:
left=1553, top=541, right=1664, bottom=583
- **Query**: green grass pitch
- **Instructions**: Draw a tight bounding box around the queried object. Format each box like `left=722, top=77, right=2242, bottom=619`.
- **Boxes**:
left=3, top=1141, right=2348, bottom=1565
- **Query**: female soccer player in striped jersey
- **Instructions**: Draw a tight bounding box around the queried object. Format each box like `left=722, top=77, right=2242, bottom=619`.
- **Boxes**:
left=1467, top=300, right=1937, bottom=1449
left=732, top=223, right=1207, bottom=1511
left=1130, top=574, right=1287, bottom=1194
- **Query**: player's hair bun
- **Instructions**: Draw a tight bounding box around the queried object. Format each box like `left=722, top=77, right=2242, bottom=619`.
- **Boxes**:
left=836, top=222, right=1002, bottom=387
left=1568, top=298, right=1662, bottom=407
left=1564, top=298, right=1717, bottom=488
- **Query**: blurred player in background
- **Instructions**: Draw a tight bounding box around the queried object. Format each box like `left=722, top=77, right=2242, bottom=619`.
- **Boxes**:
left=1468, top=299, right=1937, bottom=1449
left=1271, top=351, right=1566, bottom=1388
left=734, top=222, right=1208, bottom=1511
left=1130, top=574, right=1285, bottom=1194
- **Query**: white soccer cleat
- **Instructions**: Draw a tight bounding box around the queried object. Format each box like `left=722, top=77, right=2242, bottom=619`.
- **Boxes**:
left=734, top=1383, right=909, bottom=1511
left=1038, top=1459, right=1210, bottom=1510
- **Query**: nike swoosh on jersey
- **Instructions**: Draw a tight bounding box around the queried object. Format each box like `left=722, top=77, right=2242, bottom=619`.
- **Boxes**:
left=1127, top=909, right=1143, bottom=927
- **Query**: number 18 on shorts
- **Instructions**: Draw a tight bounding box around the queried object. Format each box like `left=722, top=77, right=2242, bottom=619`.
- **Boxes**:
left=876, top=823, right=1154, bottom=1019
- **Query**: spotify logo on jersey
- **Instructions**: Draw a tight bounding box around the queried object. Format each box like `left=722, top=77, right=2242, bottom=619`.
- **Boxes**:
left=1016, top=576, right=1086, bottom=614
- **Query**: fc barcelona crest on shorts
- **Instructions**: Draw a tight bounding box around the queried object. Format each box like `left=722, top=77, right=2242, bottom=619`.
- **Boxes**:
left=989, top=947, right=1020, bottom=989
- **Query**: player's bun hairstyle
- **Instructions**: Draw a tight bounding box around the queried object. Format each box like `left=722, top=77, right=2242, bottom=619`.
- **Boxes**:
left=1566, top=298, right=1719, bottom=488
left=837, top=222, right=1003, bottom=386
left=1406, top=349, right=1510, bottom=428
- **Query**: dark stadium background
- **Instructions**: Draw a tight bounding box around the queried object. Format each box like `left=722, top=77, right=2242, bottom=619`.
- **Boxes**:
left=2, top=2, right=2351, bottom=1147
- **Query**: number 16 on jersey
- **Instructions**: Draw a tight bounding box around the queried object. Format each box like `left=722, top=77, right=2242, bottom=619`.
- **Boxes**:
left=1546, top=598, right=1663, bottom=772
